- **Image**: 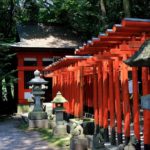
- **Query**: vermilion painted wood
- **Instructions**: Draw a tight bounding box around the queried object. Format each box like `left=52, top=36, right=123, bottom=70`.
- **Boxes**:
left=113, top=59, right=123, bottom=144
left=66, top=73, right=69, bottom=113
left=84, top=76, right=89, bottom=108
left=79, top=66, right=84, bottom=117
left=114, top=60, right=122, bottom=133
left=121, top=60, right=130, bottom=139
left=98, top=63, right=103, bottom=127
left=142, top=67, right=150, bottom=145
left=83, top=46, right=108, bottom=52
left=75, top=23, right=150, bottom=55
left=99, top=36, right=131, bottom=41
left=109, top=61, right=115, bottom=129
left=86, top=75, right=93, bottom=108
left=76, top=39, right=144, bottom=55
left=72, top=71, right=75, bottom=116
left=18, top=71, right=24, bottom=103
left=44, top=19, right=150, bottom=147
left=110, top=50, right=135, bottom=55
left=122, top=19, right=150, bottom=28
left=107, top=31, right=146, bottom=37
left=92, top=41, right=122, bottom=46
left=74, top=70, right=78, bottom=117
left=93, top=66, right=99, bottom=126
left=102, top=62, right=109, bottom=129
left=17, top=66, right=43, bottom=71
left=132, top=67, right=140, bottom=141
left=17, top=52, right=62, bottom=104
left=113, top=26, right=150, bottom=33
left=69, top=72, right=72, bottom=115
left=45, top=57, right=87, bottom=71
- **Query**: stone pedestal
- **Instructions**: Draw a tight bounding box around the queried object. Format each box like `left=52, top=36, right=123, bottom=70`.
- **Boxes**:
left=28, top=111, right=47, bottom=120
left=29, top=119, right=48, bottom=128
left=70, top=136, right=88, bottom=150
left=53, top=124, right=68, bottom=136
left=92, top=133, right=106, bottom=150
left=28, top=111, right=48, bottom=128
left=86, top=134, right=106, bottom=150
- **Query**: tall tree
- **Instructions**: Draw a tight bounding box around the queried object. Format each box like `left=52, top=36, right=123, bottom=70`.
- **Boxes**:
left=123, top=0, right=131, bottom=17
left=0, top=43, right=16, bottom=114
left=24, top=0, right=39, bottom=24
left=99, top=0, right=107, bottom=27
left=0, top=0, right=15, bottom=38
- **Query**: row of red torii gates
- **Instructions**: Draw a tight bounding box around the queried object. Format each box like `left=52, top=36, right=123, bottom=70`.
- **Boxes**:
left=44, top=18, right=150, bottom=149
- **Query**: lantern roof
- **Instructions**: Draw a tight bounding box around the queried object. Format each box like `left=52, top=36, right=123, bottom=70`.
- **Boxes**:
left=29, top=70, right=48, bottom=85
left=51, top=91, right=68, bottom=103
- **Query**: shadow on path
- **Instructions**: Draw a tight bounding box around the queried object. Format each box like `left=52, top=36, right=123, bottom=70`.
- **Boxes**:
left=0, top=115, right=57, bottom=150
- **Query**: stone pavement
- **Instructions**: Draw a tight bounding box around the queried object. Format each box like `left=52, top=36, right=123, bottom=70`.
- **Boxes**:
left=0, top=115, right=58, bottom=150
left=0, top=115, right=143, bottom=150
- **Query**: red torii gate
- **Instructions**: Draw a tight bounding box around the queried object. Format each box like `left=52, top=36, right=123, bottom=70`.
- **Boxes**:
left=44, top=56, right=91, bottom=117
left=76, top=19, right=150, bottom=148
left=44, top=18, right=150, bottom=149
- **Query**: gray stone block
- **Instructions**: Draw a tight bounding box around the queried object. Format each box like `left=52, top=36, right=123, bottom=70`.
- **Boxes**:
left=29, top=119, right=48, bottom=128
left=28, top=111, right=47, bottom=120
left=70, top=136, right=88, bottom=150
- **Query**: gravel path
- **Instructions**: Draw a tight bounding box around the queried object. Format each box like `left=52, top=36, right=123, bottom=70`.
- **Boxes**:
left=0, top=115, right=57, bottom=150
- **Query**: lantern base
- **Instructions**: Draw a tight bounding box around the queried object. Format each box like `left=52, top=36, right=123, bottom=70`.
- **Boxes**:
left=29, top=119, right=48, bottom=128
left=28, top=111, right=47, bottom=120
left=70, top=135, right=88, bottom=150
left=53, top=124, right=68, bottom=137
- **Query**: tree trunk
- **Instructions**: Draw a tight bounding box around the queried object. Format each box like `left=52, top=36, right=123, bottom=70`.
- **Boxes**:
left=100, top=0, right=106, bottom=16
left=123, top=0, right=131, bottom=17
left=99, top=0, right=107, bottom=29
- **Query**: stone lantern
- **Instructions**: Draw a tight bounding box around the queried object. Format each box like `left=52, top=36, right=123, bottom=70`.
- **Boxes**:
left=51, top=91, right=68, bottom=136
left=28, top=70, right=48, bottom=128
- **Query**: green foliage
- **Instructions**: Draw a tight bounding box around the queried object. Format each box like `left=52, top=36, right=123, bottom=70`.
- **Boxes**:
left=0, top=42, right=17, bottom=103
left=36, top=128, right=70, bottom=148
left=1, top=0, right=150, bottom=41
left=104, top=0, right=123, bottom=29
left=0, top=41, right=16, bottom=80
left=0, top=0, right=16, bottom=38
left=44, top=0, right=100, bottom=39
left=16, top=0, right=53, bottom=24
left=131, top=0, right=150, bottom=18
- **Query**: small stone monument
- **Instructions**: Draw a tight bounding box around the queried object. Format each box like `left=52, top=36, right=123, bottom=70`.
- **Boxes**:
left=124, top=136, right=138, bottom=150
left=51, top=91, right=68, bottom=136
left=48, top=113, right=56, bottom=129
left=70, top=122, right=84, bottom=136
left=70, top=122, right=88, bottom=150
left=92, top=128, right=106, bottom=150
left=28, top=70, right=48, bottom=128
